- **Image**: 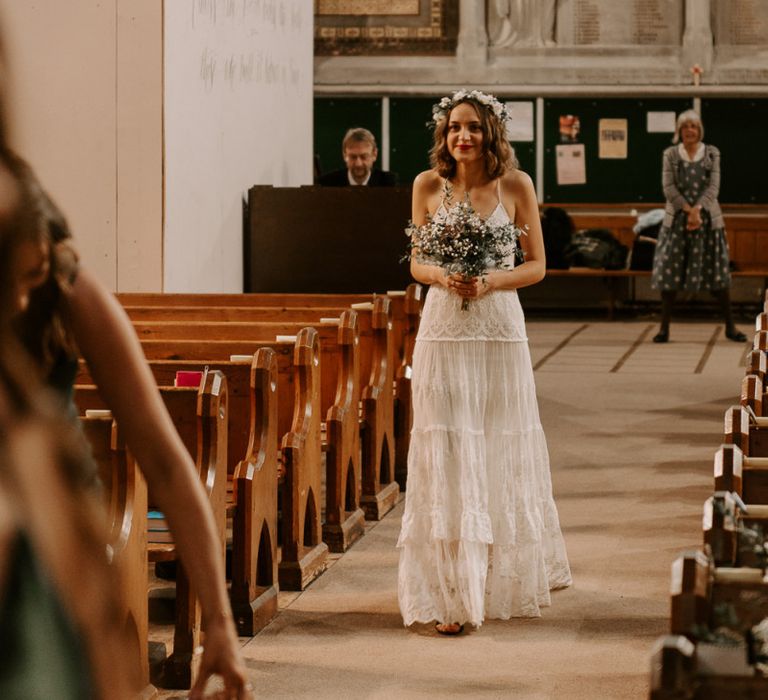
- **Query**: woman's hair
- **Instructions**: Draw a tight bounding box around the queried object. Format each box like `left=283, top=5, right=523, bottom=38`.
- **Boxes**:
left=672, top=109, right=704, bottom=144
left=429, top=96, right=517, bottom=179
left=0, top=152, right=80, bottom=373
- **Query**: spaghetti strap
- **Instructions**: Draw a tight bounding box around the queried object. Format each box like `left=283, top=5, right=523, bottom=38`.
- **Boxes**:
left=496, top=178, right=502, bottom=204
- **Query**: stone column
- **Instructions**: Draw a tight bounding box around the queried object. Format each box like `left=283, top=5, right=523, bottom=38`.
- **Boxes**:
left=456, top=0, right=488, bottom=67
left=682, top=0, right=713, bottom=74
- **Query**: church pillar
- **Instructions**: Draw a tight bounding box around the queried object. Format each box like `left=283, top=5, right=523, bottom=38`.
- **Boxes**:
left=682, top=0, right=713, bottom=75
left=456, top=0, right=488, bottom=69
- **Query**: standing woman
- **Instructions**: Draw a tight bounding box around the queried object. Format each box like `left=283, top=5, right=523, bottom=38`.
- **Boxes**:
left=397, top=91, right=571, bottom=635
left=651, top=110, right=746, bottom=343
left=4, top=153, right=253, bottom=699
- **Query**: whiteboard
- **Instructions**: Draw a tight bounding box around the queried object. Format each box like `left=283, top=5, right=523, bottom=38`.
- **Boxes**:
left=164, top=0, right=313, bottom=292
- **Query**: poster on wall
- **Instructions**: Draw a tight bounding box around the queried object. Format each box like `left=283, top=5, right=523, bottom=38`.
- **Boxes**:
left=559, top=114, right=581, bottom=143
left=504, top=101, right=534, bottom=141
left=556, top=144, right=586, bottom=185
left=598, top=119, right=628, bottom=159
left=646, top=111, right=676, bottom=133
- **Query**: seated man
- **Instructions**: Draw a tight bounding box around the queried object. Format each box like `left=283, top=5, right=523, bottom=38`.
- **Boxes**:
left=319, top=128, right=397, bottom=187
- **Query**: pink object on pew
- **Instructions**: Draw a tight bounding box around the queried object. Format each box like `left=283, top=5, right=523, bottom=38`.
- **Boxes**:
left=175, top=370, right=203, bottom=388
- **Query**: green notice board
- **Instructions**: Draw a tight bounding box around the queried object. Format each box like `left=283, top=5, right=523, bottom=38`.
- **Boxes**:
left=314, top=98, right=382, bottom=179
left=701, top=98, right=768, bottom=204
left=389, top=98, right=434, bottom=186
left=543, top=98, right=691, bottom=203
left=315, top=97, right=537, bottom=189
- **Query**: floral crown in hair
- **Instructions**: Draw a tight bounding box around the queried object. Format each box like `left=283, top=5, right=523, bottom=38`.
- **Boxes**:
left=432, top=89, right=510, bottom=125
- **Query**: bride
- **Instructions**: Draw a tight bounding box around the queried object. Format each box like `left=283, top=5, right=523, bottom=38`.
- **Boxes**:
left=397, top=90, right=572, bottom=635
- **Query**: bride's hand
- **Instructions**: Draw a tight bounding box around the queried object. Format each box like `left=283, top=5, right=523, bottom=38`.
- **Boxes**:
left=447, top=274, right=491, bottom=300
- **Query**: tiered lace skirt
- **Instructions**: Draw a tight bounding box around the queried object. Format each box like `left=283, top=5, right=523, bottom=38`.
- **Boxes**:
left=397, top=287, right=571, bottom=627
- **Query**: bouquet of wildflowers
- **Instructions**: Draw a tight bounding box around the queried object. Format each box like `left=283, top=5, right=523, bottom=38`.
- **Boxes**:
left=404, top=195, right=525, bottom=310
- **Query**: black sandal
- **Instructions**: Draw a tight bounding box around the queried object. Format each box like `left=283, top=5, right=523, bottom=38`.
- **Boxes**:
left=435, top=622, right=465, bottom=636
left=725, top=328, right=747, bottom=343
left=652, top=330, right=669, bottom=343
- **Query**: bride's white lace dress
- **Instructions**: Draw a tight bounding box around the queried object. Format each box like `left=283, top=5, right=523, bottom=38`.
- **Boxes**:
left=397, top=194, right=572, bottom=627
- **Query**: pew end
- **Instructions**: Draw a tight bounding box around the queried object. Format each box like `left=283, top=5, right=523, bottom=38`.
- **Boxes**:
left=360, top=295, right=400, bottom=521
left=80, top=414, right=153, bottom=697
left=670, top=550, right=711, bottom=637
left=279, top=327, right=329, bottom=590
left=649, top=635, right=696, bottom=700
left=746, top=349, right=766, bottom=382
left=230, top=348, right=280, bottom=634
left=323, top=309, right=366, bottom=553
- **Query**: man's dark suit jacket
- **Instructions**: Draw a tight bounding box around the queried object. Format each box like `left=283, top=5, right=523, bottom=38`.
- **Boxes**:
left=318, top=168, right=398, bottom=187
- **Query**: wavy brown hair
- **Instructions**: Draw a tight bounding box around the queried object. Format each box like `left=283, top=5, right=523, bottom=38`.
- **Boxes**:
left=0, top=151, right=80, bottom=375
left=429, top=97, right=517, bottom=179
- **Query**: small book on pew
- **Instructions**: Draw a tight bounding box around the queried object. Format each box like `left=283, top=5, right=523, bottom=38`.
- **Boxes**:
left=175, top=370, right=203, bottom=388
left=147, top=510, right=173, bottom=543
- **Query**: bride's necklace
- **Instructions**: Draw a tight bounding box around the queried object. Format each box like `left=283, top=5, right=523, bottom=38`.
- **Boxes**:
left=444, top=178, right=495, bottom=216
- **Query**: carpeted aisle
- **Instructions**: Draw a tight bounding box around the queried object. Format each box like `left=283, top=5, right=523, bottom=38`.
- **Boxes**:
left=179, top=320, right=748, bottom=700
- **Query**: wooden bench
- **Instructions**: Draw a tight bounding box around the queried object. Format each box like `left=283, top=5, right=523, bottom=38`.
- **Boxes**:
left=119, top=286, right=424, bottom=491
left=135, top=331, right=329, bottom=591
left=79, top=414, right=153, bottom=697
left=649, top=634, right=768, bottom=699
left=130, top=300, right=400, bottom=522
left=536, top=205, right=768, bottom=318
left=77, top=351, right=280, bottom=633
left=652, top=298, right=768, bottom=699
left=671, top=541, right=768, bottom=641
left=725, top=404, right=768, bottom=458
left=76, top=371, right=228, bottom=689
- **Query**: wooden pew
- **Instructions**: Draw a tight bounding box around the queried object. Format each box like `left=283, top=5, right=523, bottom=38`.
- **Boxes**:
left=140, top=317, right=362, bottom=554
left=77, top=351, right=281, bottom=634
left=746, top=350, right=766, bottom=383
left=76, top=370, right=228, bottom=689
left=670, top=544, right=768, bottom=647
left=131, top=300, right=400, bottom=521
left=80, top=414, right=154, bottom=698
left=136, top=330, right=329, bottom=590
left=119, top=285, right=425, bottom=492
left=649, top=634, right=768, bottom=699
left=117, top=292, right=373, bottom=308
left=725, top=404, right=768, bottom=458
left=710, top=446, right=768, bottom=562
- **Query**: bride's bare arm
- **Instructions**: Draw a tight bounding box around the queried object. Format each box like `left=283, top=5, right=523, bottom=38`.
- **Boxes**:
left=409, top=171, right=450, bottom=288
left=482, top=170, right=546, bottom=293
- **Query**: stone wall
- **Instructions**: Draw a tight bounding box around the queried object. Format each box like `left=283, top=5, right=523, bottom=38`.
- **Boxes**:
left=315, top=0, right=768, bottom=94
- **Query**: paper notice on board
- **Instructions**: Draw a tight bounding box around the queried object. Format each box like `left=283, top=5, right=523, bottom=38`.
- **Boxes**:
left=555, top=144, right=586, bottom=185
left=504, top=101, right=534, bottom=142
left=598, top=119, right=628, bottom=159
left=647, top=111, right=676, bottom=133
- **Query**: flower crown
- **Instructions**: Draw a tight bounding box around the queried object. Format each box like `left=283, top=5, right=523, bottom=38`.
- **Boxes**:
left=432, top=90, right=510, bottom=125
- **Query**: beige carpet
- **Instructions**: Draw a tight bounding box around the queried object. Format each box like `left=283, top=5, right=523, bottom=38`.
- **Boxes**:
left=163, top=320, right=749, bottom=700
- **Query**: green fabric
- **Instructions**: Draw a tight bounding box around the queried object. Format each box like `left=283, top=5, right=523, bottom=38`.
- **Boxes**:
left=47, top=349, right=79, bottom=420
left=0, top=531, right=94, bottom=699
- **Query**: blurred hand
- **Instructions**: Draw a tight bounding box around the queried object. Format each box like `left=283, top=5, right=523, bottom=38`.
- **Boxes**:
left=189, top=619, right=253, bottom=700
left=686, top=208, right=702, bottom=231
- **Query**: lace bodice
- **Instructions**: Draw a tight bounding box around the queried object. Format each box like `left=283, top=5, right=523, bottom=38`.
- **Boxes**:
left=417, top=188, right=527, bottom=343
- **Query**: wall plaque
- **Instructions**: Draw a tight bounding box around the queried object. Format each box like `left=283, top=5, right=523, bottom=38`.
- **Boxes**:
left=315, top=0, right=458, bottom=55
left=556, top=0, right=683, bottom=46
left=714, top=0, right=768, bottom=45
left=317, top=0, right=420, bottom=15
